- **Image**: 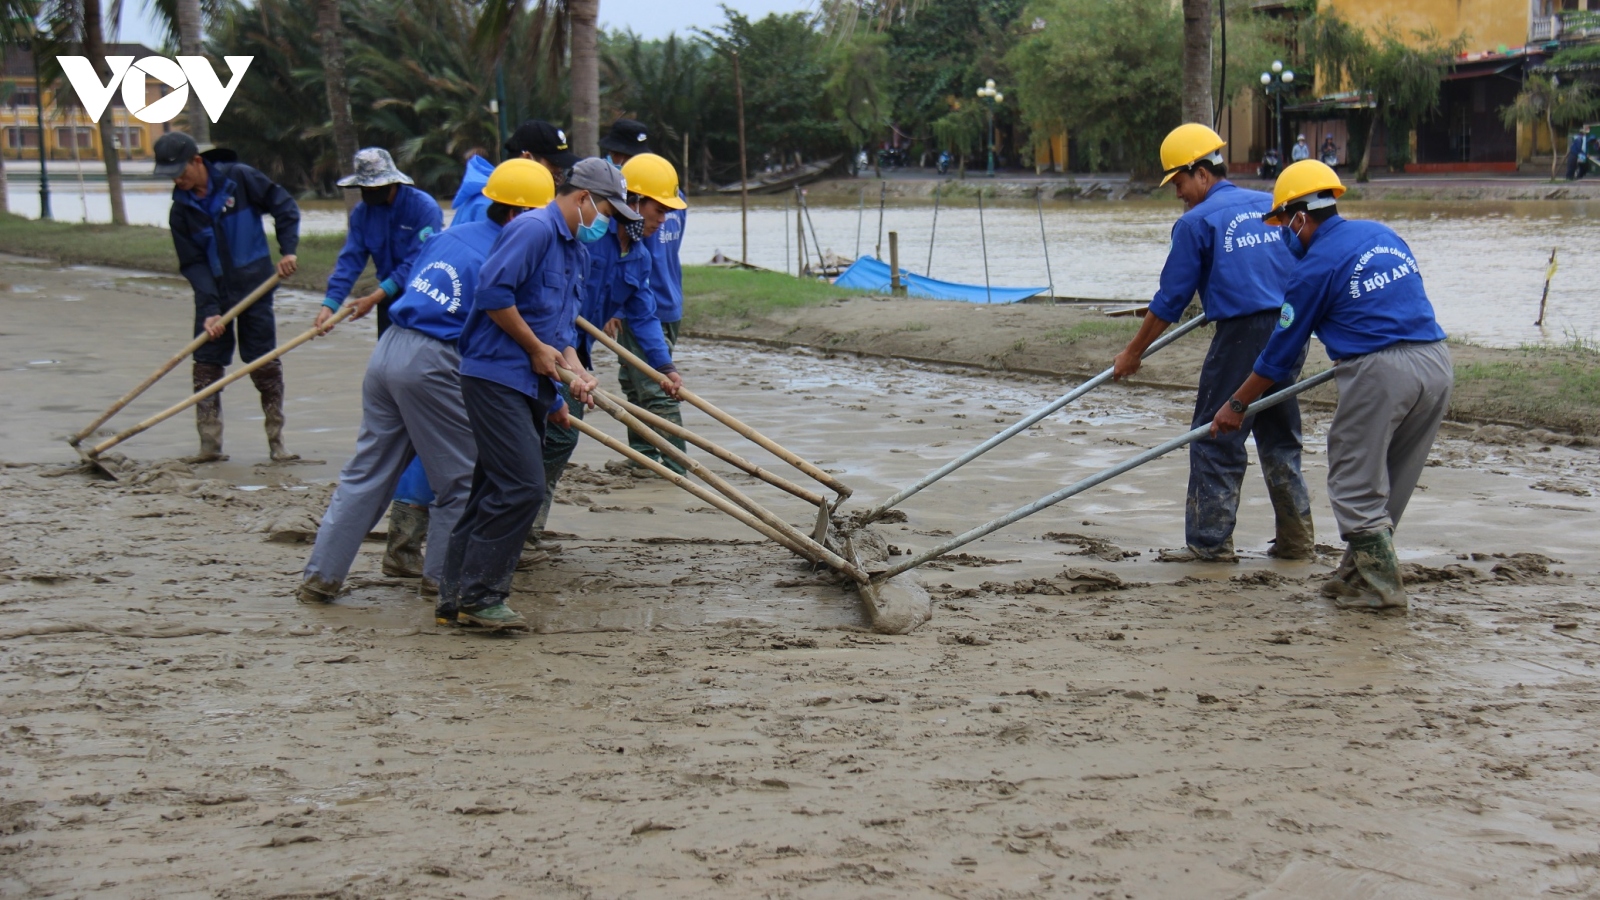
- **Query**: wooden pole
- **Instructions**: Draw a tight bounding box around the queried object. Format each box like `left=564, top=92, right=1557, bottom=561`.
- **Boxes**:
left=784, top=195, right=791, bottom=275
left=978, top=190, right=992, bottom=304
left=732, top=51, right=748, bottom=266
left=88, top=304, right=353, bottom=457
left=575, top=316, right=854, bottom=497
left=1536, top=246, right=1557, bottom=326
left=889, top=231, right=905, bottom=296
left=795, top=186, right=807, bottom=276
left=854, top=185, right=865, bottom=260
left=69, top=274, right=283, bottom=446
left=1036, top=186, right=1055, bottom=302
left=682, top=130, right=690, bottom=195
left=874, top=181, right=886, bottom=260
left=926, top=184, right=940, bottom=277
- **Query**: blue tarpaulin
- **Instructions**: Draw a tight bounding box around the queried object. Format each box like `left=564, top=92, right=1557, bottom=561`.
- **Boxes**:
left=832, top=255, right=1047, bottom=304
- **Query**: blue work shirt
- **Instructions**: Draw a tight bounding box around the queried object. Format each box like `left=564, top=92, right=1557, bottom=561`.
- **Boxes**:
left=322, top=185, right=443, bottom=310
left=1254, top=215, right=1448, bottom=383
left=580, top=219, right=674, bottom=372
left=647, top=200, right=686, bottom=323
left=457, top=202, right=586, bottom=398
left=169, top=160, right=300, bottom=318
left=387, top=220, right=502, bottom=343
left=1147, top=181, right=1293, bottom=324
left=449, top=155, right=496, bottom=227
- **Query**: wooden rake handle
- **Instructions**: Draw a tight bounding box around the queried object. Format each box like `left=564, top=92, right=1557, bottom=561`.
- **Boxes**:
left=87, top=305, right=355, bottom=458
left=576, top=316, right=854, bottom=499
left=70, top=274, right=282, bottom=446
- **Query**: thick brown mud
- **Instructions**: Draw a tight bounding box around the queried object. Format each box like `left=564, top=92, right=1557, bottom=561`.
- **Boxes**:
left=3, top=257, right=1600, bottom=897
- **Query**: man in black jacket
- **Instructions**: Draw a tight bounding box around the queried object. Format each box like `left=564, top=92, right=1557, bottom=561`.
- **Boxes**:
left=157, top=132, right=302, bottom=462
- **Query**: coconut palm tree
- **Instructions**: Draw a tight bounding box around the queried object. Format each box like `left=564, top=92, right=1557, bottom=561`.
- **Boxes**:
left=317, top=0, right=358, bottom=190
left=474, top=0, right=600, bottom=157
left=37, top=0, right=125, bottom=223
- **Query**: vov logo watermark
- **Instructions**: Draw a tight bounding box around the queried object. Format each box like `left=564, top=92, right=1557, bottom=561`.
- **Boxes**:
left=59, top=56, right=252, bottom=124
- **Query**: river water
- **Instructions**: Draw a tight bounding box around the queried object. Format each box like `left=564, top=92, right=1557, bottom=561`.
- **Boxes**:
left=7, top=183, right=1594, bottom=347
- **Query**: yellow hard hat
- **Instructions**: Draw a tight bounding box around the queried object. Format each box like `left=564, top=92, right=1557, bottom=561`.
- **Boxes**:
left=1159, top=123, right=1227, bottom=186
left=620, top=153, right=688, bottom=210
left=1264, top=159, right=1346, bottom=224
left=481, top=158, right=555, bottom=209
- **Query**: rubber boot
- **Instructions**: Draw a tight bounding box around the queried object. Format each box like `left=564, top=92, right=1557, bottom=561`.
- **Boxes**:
left=1329, top=529, right=1407, bottom=611
left=190, top=362, right=227, bottom=462
left=1319, top=547, right=1357, bottom=597
left=297, top=574, right=339, bottom=605
left=1268, top=495, right=1316, bottom=560
left=1157, top=536, right=1237, bottom=563
left=381, top=500, right=428, bottom=578
left=250, top=360, right=299, bottom=461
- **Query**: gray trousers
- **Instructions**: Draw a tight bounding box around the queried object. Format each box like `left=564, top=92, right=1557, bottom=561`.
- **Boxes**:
left=1325, top=340, right=1453, bottom=539
left=303, top=327, right=476, bottom=585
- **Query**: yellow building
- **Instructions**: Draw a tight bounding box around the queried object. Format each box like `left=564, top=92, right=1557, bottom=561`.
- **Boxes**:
left=1, top=45, right=168, bottom=163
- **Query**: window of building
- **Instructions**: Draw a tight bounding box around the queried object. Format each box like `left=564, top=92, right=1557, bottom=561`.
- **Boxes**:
left=6, top=126, right=40, bottom=148
left=55, top=126, right=94, bottom=149
left=112, top=126, right=142, bottom=150
left=8, top=87, right=38, bottom=108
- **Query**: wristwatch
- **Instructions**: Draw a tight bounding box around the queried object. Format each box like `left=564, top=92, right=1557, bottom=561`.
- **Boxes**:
left=1228, top=397, right=1248, bottom=414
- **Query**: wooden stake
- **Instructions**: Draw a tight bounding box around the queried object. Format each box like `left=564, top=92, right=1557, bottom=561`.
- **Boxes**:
left=1536, top=246, right=1557, bottom=326
left=732, top=50, right=748, bottom=266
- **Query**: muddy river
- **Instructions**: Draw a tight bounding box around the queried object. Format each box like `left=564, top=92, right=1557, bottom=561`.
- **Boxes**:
left=8, top=182, right=1598, bottom=347
left=2, top=256, right=1599, bottom=896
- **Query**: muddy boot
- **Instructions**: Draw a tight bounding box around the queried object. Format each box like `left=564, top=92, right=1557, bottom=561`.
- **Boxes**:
left=250, top=359, right=299, bottom=461
left=297, top=575, right=340, bottom=605
left=189, top=362, right=228, bottom=462
left=1330, top=529, right=1407, bottom=611
left=420, top=577, right=439, bottom=599
left=1157, top=537, right=1237, bottom=563
left=381, top=501, right=428, bottom=578
left=1269, top=516, right=1317, bottom=560
left=1319, top=547, right=1358, bottom=597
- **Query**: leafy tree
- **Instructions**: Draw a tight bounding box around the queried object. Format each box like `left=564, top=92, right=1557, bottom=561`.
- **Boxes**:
left=700, top=10, right=840, bottom=172
left=1500, top=74, right=1599, bottom=180
left=823, top=30, right=890, bottom=169
left=474, top=0, right=601, bottom=157
left=601, top=30, right=710, bottom=179
left=1303, top=11, right=1464, bottom=182
left=1007, top=0, right=1181, bottom=176
left=883, top=0, right=1022, bottom=161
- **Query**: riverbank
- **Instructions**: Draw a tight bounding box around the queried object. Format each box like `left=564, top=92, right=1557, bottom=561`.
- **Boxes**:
left=802, top=172, right=1600, bottom=204
left=3, top=214, right=1595, bottom=437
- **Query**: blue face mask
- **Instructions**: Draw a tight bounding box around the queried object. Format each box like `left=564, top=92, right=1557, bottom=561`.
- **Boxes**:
left=577, top=196, right=609, bottom=244
left=1280, top=215, right=1308, bottom=260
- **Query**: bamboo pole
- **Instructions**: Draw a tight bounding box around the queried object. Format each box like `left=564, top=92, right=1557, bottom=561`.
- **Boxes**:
left=70, top=274, right=283, bottom=446
left=87, top=303, right=352, bottom=457
left=732, top=51, right=748, bottom=266
left=926, top=183, right=940, bottom=277
left=978, top=190, right=992, bottom=304
left=576, top=316, right=853, bottom=497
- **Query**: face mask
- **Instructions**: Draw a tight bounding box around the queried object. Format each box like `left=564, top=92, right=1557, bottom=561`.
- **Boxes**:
left=360, top=186, right=393, bottom=206
left=1280, top=214, right=1308, bottom=260
left=577, top=196, right=610, bottom=243
left=623, top=218, right=646, bottom=242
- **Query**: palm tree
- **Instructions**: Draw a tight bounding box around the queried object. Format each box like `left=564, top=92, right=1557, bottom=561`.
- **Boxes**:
left=0, top=0, right=40, bottom=214
left=1180, top=0, right=1212, bottom=125
left=1501, top=74, right=1599, bottom=181
left=317, top=0, right=358, bottom=189
left=475, top=0, right=600, bottom=157
left=138, top=0, right=222, bottom=143
left=38, top=0, right=125, bottom=223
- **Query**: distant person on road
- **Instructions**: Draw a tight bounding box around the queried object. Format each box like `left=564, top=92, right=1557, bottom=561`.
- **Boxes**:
left=1566, top=126, right=1591, bottom=181
left=1212, top=160, right=1451, bottom=612
left=318, top=148, right=443, bottom=338
left=1113, top=123, right=1314, bottom=564
left=1320, top=134, right=1339, bottom=167
left=1291, top=134, right=1311, bottom=162
left=156, top=131, right=301, bottom=464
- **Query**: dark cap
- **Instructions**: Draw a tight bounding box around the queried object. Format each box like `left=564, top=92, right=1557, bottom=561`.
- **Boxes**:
left=567, top=158, right=641, bottom=221
left=506, top=120, right=580, bottom=170
left=599, top=118, right=651, bottom=157
left=153, top=131, right=199, bottom=178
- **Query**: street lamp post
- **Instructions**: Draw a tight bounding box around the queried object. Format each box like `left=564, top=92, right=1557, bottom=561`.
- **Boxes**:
left=1259, top=60, right=1295, bottom=162
left=975, top=78, right=1003, bottom=177
left=31, top=33, right=51, bottom=220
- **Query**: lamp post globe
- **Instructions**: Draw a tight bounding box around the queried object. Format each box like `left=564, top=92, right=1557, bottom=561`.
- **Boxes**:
left=1260, top=72, right=1272, bottom=86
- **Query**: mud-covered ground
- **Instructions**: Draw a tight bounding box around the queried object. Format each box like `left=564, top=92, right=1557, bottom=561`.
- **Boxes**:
left=3, top=257, right=1600, bottom=898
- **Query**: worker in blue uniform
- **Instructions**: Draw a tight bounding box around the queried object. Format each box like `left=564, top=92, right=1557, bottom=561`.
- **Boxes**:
left=440, top=158, right=645, bottom=631
left=1213, top=160, right=1451, bottom=612
left=297, top=160, right=556, bottom=607
left=1113, top=123, right=1314, bottom=563
left=157, top=131, right=302, bottom=463
left=530, top=155, right=686, bottom=550
left=315, top=147, right=444, bottom=338
left=449, top=151, right=497, bottom=225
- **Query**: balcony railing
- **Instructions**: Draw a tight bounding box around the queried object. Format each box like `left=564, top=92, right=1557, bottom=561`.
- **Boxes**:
left=1530, top=14, right=1560, bottom=43
left=1561, top=9, right=1600, bottom=41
